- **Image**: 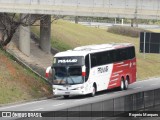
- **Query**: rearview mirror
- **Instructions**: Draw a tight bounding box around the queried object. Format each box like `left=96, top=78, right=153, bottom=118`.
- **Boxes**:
left=46, top=66, right=55, bottom=84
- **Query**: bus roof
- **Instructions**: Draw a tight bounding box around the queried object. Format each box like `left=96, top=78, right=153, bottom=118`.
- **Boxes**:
left=54, top=43, right=134, bottom=57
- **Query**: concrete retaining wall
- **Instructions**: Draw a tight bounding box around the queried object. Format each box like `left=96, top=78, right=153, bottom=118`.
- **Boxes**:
left=41, top=88, right=160, bottom=119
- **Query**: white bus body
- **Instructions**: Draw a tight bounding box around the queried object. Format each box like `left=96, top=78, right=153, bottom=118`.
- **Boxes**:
left=46, top=43, right=136, bottom=98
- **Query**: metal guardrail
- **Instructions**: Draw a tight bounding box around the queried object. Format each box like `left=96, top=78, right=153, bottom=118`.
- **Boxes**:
left=0, top=0, right=160, bottom=19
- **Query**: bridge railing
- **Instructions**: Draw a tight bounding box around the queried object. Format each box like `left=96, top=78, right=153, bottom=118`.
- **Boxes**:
left=0, top=0, right=159, bottom=10
left=0, top=0, right=160, bottom=19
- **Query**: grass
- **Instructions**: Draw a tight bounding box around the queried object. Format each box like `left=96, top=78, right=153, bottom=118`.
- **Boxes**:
left=31, top=20, right=160, bottom=80
left=0, top=50, right=52, bottom=105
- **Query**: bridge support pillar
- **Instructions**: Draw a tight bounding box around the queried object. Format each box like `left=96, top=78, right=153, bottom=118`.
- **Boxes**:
left=19, top=14, right=30, bottom=56
left=40, top=15, right=51, bottom=53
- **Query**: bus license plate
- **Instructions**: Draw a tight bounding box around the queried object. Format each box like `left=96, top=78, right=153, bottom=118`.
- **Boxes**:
left=65, top=92, right=70, bottom=94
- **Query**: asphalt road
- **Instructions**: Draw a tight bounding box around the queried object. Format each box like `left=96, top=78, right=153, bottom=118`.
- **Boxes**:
left=0, top=77, right=160, bottom=112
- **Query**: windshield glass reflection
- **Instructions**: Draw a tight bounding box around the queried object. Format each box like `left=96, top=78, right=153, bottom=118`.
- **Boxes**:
left=53, top=66, right=84, bottom=85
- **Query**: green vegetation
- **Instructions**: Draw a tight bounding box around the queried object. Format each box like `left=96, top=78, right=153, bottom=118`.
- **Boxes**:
left=0, top=50, right=52, bottom=105
left=31, top=19, right=160, bottom=80
left=107, top=26, right=150, bottom=38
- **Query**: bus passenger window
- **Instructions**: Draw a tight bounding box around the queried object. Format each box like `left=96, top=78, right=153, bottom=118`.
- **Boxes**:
left=91, top=54, right=97, bottom=67
left=85, top=55, right=90, bottom=81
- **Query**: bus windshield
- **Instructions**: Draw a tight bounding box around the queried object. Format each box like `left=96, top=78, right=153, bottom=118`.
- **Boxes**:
left=53, top=66, right=84, bottom=85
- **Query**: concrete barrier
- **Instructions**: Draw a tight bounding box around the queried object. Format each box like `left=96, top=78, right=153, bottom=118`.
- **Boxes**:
left=54, top=109, right=68, bottom=120
left=144, top=90, right=154, bottom=108
left=133, top=92, right=144, bottom=111
left=79, top=104, right=92, bottom=120
left=102, top=99, right=114, bottom=117
left=40, top=88, right=160, bottom=119
left=114, top=97, right=124, bottom=116
left=154, top=89, right=160, bottom=105
left=124, top=94, right=134, bottom=111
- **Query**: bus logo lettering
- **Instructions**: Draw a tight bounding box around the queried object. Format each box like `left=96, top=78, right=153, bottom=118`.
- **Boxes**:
left=97, top=66, right=108, bottom=74
left=58, top=59, right=78, bottom=63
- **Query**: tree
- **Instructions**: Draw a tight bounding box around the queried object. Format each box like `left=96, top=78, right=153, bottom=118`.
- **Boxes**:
left=0, top=13, right=46, bottom=49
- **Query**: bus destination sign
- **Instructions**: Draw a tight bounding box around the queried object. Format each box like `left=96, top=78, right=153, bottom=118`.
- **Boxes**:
left=53, top=56, right=84, bottom=66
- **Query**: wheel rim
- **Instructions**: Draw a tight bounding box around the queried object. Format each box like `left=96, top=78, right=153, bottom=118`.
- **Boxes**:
left=92, top=86, right=96, bottom=96
left=125, top=80, right=128, bottom=89
left=121, top=80, right=124, bottom=90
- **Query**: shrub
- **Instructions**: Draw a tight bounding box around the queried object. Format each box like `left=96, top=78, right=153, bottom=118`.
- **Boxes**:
left=107, top=25, right=150, bottom=37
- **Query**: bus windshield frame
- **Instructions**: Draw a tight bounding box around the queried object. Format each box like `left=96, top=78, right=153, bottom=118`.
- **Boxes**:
left=52, top=56, right=85, bottom=85
left=52, top=66, right=84, bottom=85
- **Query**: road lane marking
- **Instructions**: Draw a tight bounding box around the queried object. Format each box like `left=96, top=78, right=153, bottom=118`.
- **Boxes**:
left=113, top=91, right=123, bottom=94
left=151, top=84, right=157, bottom=86
left=52, top=103, right=65, bottom=107
left=74, top=99, right=88, bottom=102
left=0, top=100, right=48, bottom=110
left=30, top=108, right=43, bottom=111
left=133, top=87, right=142, bottom=89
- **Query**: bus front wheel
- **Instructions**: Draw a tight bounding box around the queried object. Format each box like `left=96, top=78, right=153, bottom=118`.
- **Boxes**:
left=90, top=85, right=96, bottom=97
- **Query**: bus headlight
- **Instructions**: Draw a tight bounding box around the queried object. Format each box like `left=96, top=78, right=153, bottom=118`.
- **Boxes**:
left=74, top=86, right=84, bottom=90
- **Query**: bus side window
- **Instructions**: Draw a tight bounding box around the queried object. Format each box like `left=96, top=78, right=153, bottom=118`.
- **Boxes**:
left=109, top=50, right=116, bottom=63
left=85, top=55, right=90, bottom=81
left=128, top=47, right=135, bottom=59
left=91, top=54, right=97, bottom=68
left=115, top=48, right=127, bottom=62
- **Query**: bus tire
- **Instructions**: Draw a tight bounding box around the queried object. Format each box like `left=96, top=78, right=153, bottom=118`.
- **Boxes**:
left=124, top=78, right=129, bottom=90
left=119, top=78, right=125, bottom=91
left=90, top=85, right=96, bottom=97
left=63, top=95, right=69, bottom=99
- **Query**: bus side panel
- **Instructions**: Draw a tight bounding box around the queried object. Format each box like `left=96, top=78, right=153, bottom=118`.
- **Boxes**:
left=107, top=58, right=136, bottom=89
left=129, top=58, right=136, bottom=84
left=88, top=64, right=113, bottom=92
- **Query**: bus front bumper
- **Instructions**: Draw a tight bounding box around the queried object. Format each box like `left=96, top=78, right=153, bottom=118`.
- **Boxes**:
left=53, top=89, right=86, bottom=96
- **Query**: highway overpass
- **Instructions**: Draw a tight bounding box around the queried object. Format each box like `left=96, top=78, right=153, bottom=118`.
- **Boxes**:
left=1, top=0, right=160, bottom=19
left=0, top=0, right=160, bottom=55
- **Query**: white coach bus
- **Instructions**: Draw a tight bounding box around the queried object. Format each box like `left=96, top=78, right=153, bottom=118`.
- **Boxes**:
left=46, top=43, right=136, bottom=98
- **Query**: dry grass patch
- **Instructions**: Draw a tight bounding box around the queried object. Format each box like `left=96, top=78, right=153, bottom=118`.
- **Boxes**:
left=0, top=50, right=52, bottom=104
